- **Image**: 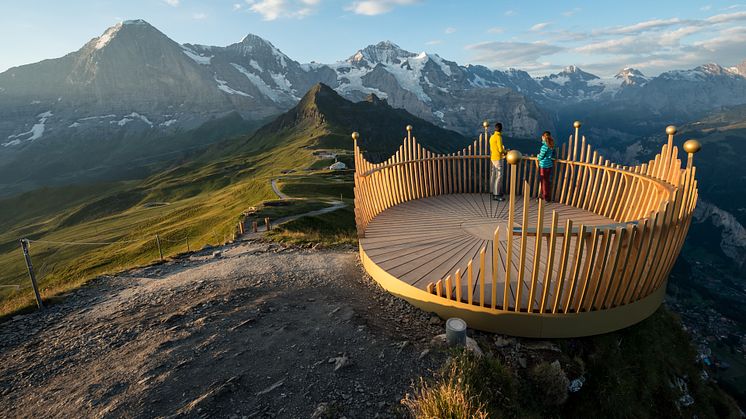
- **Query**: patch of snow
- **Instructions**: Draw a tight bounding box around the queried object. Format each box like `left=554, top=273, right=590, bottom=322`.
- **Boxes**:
left=68, top=122, right=81, bottom=128
left=3, top=110, right=52, bottom=146
left=470, top=73, right=489, bottom=87
left=160, top=119, right=178, bottom=127
left=95, top=23, right=122, bottom=50
left=231, top=63, right=277, bottom=101
left=181, top=46, right=213, bottom=65
left=30, top=100, right=41, bottom=104
left=215, top=75, right=252, bottom=97
left=434, top=110, right=445, bottom=121
left=332, top=63, right=390, bottom=99
left=249, top=60, right=263, bottom=72
left=300, top=62, right=326, bottom=71
left=429, top=54, right=452, bottom=76
left=111, top=112, right=154, bottom=127
left=78, top=114, right=117, bottom=121
left=269, top=72, right=298, bottom=99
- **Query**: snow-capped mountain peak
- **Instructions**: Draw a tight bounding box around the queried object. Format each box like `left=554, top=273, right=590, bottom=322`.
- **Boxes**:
left=727, top=60, right=746, bottom=77
left=614, top=67, right=649, bottom=86
left=349, top=41, right=416, bottom=65
left=230, top=33, right=291, bottom=68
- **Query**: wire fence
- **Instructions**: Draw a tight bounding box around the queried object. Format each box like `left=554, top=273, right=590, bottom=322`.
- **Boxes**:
left=7, top=217, right=251, bottom=311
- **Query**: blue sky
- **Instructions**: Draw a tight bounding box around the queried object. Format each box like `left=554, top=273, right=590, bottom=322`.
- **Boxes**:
left=1, top=0, right=745, bottom=76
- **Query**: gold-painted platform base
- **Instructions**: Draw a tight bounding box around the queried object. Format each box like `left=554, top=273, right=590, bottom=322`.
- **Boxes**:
left=360, top=244, right=666, bottom=338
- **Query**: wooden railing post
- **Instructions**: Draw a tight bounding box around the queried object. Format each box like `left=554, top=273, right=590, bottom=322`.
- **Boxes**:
left=350, top=121, right=700, bottom=325
left=504, top=150, right=522, bottom=310
left=683, top=139, right=701, bottom=170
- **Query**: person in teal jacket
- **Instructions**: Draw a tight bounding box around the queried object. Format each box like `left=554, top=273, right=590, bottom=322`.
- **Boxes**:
left=537, top=131, right=555, bottom=201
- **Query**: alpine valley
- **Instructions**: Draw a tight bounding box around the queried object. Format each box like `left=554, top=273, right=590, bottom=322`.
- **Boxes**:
left=2, top=17, right=746, bottom=414
left=3, top=19, right=746, bottom=195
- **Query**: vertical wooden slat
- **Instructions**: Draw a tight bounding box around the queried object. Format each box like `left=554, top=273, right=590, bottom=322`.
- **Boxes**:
left=467, top=260, right=474, bottom=305
left=540, top=211, right=559, bottom=313
left=493, top=226, right=500, bottom=310
left=479, top=247, right=486, bottom=307
left=605, top=223, right=636, bottom=308
left=528, top=198, right=545, bottom=312
left=504, top=163, right=518, bottom=310
left=563, top=224, right=587, bottom=313
left=454, top=269, right=462, bottom=302
left=515, top=182, right=530, bottom=312
left=574, top=228, right=600, bottom=311
left=583, top=229, right=612, bottom=311
left=551, top=219, right=573, bottom=313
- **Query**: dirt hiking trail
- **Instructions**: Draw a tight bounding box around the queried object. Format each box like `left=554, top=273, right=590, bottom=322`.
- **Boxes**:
left=0, top=240, right=447, bottom=418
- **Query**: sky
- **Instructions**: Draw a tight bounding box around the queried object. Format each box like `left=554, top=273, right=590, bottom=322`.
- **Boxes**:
left=1, top=0, right=745, bottom=76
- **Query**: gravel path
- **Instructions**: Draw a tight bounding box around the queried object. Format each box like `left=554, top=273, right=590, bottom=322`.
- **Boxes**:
left=270, top=179, right=290, bottom=200
left=0, top=240, right=447, bottom=418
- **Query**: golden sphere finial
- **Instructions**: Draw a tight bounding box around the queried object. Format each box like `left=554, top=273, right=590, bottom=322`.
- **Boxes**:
left=405, top=125, right=413, bottom=132
left=351, top=132, right=359, bottom=140
left=573, top=121, right=581, bottom=129
left=482, top=120, right=489, bottom=128
left=506, top=150, right=522, bottom=165
left=683, top=139, right=701, bottom=154
left=666, top=125, right=677, bottom=136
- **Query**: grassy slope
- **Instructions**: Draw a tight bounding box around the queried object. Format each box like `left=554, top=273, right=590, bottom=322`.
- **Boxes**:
left=0, top=84, right=428, bottom=316
left=405, top=309, right=741, bottom=418
left=0, top=113, right=330, bottom=316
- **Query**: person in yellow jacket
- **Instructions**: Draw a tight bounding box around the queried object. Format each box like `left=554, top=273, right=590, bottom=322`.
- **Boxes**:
left=489, top=122, right=506, bottom=201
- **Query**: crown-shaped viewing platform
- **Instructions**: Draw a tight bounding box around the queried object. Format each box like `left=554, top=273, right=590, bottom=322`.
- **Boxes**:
left=352, top=122, right=701, bottom=338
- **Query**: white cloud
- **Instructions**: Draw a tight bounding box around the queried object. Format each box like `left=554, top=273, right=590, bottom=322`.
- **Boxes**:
left=706, top=10, right=746, bottom=23
left=245, top=0, right=320, bottom=20
left=504, top=9, right=516, bottom=16
left=530, top=22, right=550, bottom=31
left=562, top=8, right=581, bottom=17
left=701, top=5, right=712, bottom=11
left=444, top=27, right=456, bottom=34
left=466, top=41, right=563, bottom=70
left=192, top=12, right=208, bottom=20
left=163, top=0, right=180, bottom=6
left=233, top=3, right=243, bottom=10
left=601, top=18, right=684, bottom=35
left=426, top=39, right=442, bottom=45
left=487, top=27, right=504, bottom=34
left=345, top=0, right=418, bottom=16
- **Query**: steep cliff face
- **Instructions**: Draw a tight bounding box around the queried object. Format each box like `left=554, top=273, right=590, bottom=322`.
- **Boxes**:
left=693, top=201, right=746, bottom=270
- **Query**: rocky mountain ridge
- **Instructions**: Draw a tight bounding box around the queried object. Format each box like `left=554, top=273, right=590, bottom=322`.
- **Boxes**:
left=2, top=19, right=746, bottom=194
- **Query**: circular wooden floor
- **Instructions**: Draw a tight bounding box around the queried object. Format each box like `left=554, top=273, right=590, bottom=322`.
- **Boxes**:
left=359, top=194, right=615, bottom=309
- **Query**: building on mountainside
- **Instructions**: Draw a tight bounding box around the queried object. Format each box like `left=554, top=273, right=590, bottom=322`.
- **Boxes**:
left=352, top=122, right=702, bottom=338
left=329, top=160, right=347, bottom=171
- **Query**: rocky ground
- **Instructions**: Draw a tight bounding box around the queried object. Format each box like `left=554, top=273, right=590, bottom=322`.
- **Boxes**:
left=0, top=240, right=449, bottom=418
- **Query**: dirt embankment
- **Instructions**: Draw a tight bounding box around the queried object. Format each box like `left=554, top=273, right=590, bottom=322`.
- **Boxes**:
left=0, top=241, right=446, bottom=418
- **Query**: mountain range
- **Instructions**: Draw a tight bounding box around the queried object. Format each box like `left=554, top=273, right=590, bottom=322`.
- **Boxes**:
left=1, top=19, right=746, bottom=195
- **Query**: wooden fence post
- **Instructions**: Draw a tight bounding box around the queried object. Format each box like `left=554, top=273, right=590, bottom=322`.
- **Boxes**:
left=156, top=234, right=163, bottom=261
left=252, top=221, right=258, bottom=233
left=265, top=217, right=271, bottom=231
left=20, top=239, right=44, bottom=309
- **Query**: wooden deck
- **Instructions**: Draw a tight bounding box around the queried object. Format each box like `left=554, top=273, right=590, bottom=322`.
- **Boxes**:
left=360, top=194, right=616, bottom=310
